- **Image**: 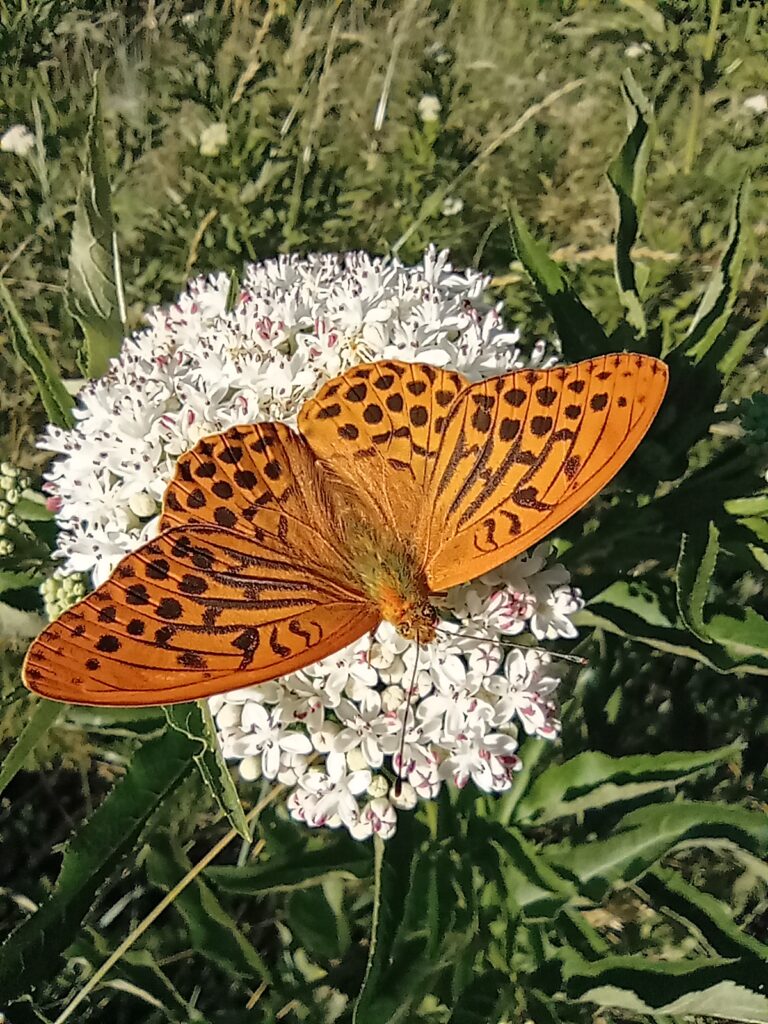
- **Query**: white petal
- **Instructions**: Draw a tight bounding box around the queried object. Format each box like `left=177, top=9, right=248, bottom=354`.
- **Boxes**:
left=262, top=744, right=281, bottom=779
left=279, top=731, right=313, bottom=755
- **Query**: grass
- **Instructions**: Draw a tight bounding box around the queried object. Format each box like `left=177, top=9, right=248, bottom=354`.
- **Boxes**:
left=1, top=1, right=768, bottom=1021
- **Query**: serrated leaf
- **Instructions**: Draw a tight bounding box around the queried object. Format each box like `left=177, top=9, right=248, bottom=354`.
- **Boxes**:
left=555, top=908, right=612, bottom=960
left=67, top=73, right=125, bottom=379
left=685, top=179, right=749, bottom=363
left=507, top=205, right=609, bottom=359
left=0, top=278, right=75, bottom=429
left=0, top=727, right=197, bottom=1002
left=576, top=602, right=768, bottom=677
left=0, top=569, right=45, bottom=595
left=559, top=950, right=768, bottom=1023
left=707, top=607, right=768, bottom=660
left=516, top=744, right=740, bottom=825
left=165, top=700, right=250, bottom=839
left=640, top=867, right=768, bottom=963
left=607, top=69, right=654, bottom=335
left=146, top=832, right=269, bottom=983
left=545, top=802, right=768, bottom=900
left=471, top=820, right=575, bottom=918
left=207, top=835, right=371, bottom=894
left=676, top=521, right=719, bottom=641
left=0, top=698, right=60, bottom=797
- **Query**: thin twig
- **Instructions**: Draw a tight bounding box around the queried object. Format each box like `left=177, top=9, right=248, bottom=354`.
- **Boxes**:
left=53, top=785, right=284, bottom=1024
left=185, top=207, right=219, bottom=276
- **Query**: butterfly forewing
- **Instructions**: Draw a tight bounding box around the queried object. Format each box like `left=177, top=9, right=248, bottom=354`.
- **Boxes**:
left=24, top=525, right=378, bottom=705
left=299, top=359, right=469, bottom=549
left=425, top=353, right=668, bottom=590
left=25, top=422, right=381, bottom=706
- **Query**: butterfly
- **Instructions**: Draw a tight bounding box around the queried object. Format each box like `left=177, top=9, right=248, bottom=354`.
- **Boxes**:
left=23, top=353, right=667, bottom=706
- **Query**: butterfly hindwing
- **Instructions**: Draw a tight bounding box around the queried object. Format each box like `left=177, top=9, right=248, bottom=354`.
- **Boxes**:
left=23, top=525, right=378, bottom=705
left=425, top=353, right=668, bottom=590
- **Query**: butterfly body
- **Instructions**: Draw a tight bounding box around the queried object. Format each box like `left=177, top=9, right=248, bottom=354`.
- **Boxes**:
left=341, top=516, right=437, bottom=640
left=24, top=353, right=668, bottom=706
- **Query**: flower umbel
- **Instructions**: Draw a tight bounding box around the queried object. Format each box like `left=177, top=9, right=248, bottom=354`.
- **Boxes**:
left=41, top=248, right=580, bottom=839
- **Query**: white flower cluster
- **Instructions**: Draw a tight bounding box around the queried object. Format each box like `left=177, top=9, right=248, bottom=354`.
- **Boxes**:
left=40, top=247, right=583, bottom=839
left=213, top=543, right=580, bottom=839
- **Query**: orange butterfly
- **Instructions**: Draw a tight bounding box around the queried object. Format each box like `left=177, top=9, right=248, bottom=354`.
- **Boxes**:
left=23, top=354, right=667, bottom=706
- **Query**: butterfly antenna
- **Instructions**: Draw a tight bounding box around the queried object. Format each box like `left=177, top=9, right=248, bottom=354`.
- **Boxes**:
left=434, top=625, right=588, bottom=667
left=394, top=637, right=420, bottom=798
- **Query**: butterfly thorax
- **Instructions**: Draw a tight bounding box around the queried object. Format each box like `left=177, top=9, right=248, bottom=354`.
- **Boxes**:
left=345, top=517, right=438, bottom=643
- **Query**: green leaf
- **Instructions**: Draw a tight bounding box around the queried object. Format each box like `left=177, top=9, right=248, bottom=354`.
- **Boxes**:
left=640, top=867, right=768, bottom=963
left=676, top=521, right=719, bottom=642
left=353, top=815, right=422, bottom=1024
left=559, top=950, right=768, bottom=1023
left=555, top=907, right=612, bottom=960
left=577, top=600, right=768, bottom=677
left=0, top=278, right=75, bottom=429
left=545, top=802, right=768, bottom=900
left=208, top=836, right=371, bottom=894
left=0, top=569, right=46, bottom=595
left=67, top=73, right=125, bottom=379
left=685, top=179, right=749, bottom=363
left=165, top=700, right=250, bottom=840
left=288, top=884, right=347, bottom=960
left=146, top=832, right=269, bottom=983
left=0, top=727, right=197, bottom=1002
left=507, top=205, right=610, bottom=359
left=707, top=607, right=768, bottom=661
left=0, top=698, right=60, bottom=798
left=607, top=69, right=654, bottom=335
left=516, top=744, right=740, bottom=825
left=13, top=497, right=54, bottom=523
left=471, top=820, right=576, bottom=918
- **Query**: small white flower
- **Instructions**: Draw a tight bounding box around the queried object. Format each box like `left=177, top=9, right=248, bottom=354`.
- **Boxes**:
left=358, top=797, right=397, bottom=839
left=199, top=121, right=228, bottom=156
left=239, top=704, right=313, bottom=778
left=418, top=94, right=441, bottom=123
left=743, top=95, right=768, bottom=115
left=624, top=42, right=651, bottom=59
left=390, top=781, right=418, bottom=810
left=334, top=695, right=396, bottom=769
left=441, top=196, right=464, bottom=217
left=127, top=491, right=158, bottom=518
left=1, top=124, right=35, bottom=156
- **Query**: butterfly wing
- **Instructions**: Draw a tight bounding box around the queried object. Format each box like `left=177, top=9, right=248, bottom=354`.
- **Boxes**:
left=424, top=353, right=668, bottom=590
left=25, top=421, right=379, bottom=705
left=298, top=359, right=469, bottom=551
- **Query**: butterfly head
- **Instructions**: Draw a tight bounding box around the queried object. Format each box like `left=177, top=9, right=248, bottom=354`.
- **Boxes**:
left=376, top=583, right=438, bottom=644
left=394, top=600, right=439, bottom=644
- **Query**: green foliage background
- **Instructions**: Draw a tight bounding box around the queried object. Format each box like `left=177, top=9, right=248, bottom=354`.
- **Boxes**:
left=1, top=1, right=768, bottom=1021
